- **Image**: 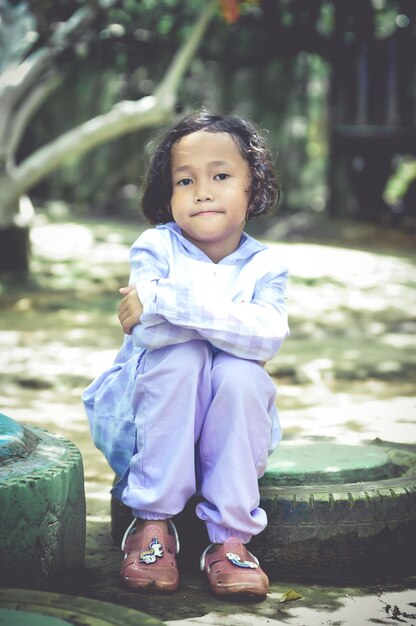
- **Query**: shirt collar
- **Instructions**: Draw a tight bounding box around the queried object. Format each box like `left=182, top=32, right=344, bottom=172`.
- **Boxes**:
left=158, top=222, right=267, bottom=264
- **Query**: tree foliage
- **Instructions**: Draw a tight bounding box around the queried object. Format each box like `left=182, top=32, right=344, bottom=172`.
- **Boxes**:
left=0, top=0, right=218, bottom=228
left=0, top=0, right=414, bottom=274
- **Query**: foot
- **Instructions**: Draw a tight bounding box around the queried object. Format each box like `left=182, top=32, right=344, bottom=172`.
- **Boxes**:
left=121, top=519, right=180, bottom=592
left=201, top=538, right=269, bottom=599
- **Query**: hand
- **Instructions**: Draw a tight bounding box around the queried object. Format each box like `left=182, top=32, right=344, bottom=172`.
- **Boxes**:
left=118, top=285, right=143, bottom=335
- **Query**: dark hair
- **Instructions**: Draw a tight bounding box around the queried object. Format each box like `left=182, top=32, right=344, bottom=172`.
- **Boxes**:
left=141, top=111, right=280, bottom=224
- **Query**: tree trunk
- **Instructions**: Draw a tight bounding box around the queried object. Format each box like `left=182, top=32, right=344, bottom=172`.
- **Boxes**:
left=0, top=224, right=30, bottom=275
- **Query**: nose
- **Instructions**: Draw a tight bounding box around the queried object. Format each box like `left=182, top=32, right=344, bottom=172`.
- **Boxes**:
left=195, top=194, right=213, bottom=203
left=194, top=182, right=214, bottom=203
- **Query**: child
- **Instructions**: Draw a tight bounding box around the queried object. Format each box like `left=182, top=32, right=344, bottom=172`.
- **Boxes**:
left=83, top=112, right=289, bottom=599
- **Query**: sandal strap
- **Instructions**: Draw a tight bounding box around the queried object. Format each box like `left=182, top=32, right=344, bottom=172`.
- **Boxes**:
left=121, top=517, right=137, bottom=551
left=200, top=540, right=259, bottom=571
left=200, top=543, right=214, bottom=571
left=121, top=518, right=180, bottom=554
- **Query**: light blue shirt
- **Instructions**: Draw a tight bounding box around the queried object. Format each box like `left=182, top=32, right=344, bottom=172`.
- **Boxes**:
left=83, top=222, right=289, bottom=477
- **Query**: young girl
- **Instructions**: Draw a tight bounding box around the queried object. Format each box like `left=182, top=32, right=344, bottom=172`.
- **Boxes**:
left=83, top=112, right=289, bottom=599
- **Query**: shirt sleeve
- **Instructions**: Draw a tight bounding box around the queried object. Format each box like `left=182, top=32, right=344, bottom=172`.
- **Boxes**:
left=140, top=263, right=289, bottom=362
left=128, top=229, right=199, bottom=350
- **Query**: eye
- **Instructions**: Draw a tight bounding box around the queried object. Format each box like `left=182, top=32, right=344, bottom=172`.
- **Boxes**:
left=177, top=177, right=193, bottom=186
left=214, top=173, right=230, bottom=181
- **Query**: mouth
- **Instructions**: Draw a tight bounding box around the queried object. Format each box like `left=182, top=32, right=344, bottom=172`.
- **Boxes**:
left=191, top=210, right=224, bottom=217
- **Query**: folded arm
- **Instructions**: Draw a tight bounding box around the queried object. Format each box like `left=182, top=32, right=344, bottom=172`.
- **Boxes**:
left=139, top=272, right=289, bottom=361
left=122, top=229, right=289, bottom=360
left=120, top=231, right=200, bottom=350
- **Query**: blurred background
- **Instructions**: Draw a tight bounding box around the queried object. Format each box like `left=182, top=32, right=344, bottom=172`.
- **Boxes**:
left=1, top=6, right=416, bottom=606
left=0, top=0, right=415, bottom=516
left=1, top=0, right=416, bottom=276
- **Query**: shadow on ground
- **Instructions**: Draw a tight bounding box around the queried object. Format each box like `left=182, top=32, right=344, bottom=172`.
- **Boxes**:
left=1, top=212, right=416, bottom=625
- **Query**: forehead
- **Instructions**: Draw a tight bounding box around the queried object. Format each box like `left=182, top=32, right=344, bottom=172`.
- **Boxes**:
left=171, top=130, right=246, bottom=169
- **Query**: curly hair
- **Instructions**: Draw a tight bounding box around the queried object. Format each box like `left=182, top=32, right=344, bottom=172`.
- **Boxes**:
left=141, top=111, right=280, bottom=224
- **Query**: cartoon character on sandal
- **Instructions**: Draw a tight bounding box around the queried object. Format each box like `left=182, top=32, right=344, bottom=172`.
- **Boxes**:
left=200, top=538, right=269, bottom=598
left=121, top=519, right=180, bottom=592
left=120, top=518, right=268, bottom=598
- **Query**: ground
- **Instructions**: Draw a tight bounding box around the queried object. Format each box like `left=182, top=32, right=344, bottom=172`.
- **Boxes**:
left=1, top=210, right=415, bottom=625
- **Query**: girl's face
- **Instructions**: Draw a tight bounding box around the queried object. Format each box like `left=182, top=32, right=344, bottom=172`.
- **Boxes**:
left=170, top=130, right=251, bottom=263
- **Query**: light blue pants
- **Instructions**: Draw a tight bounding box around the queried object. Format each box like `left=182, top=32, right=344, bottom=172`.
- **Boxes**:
left=121, top=340, right=280, bottom=543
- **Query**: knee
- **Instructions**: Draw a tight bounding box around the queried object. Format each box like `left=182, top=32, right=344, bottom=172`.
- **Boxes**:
left=211, top=354, right=269, bottom=396
left=144, top=340, right=212, bottom=382
left=171, top=339, right=212, bottom=368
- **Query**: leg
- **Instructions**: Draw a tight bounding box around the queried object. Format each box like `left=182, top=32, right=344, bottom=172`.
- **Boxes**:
left=196, top=352, right=279, bottom=544
left=122, top=340, right=213, bottom=519
left=120, top=340, right=212, bottom=592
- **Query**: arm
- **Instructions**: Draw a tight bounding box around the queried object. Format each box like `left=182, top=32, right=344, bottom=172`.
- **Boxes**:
left=140, top=266, right=289, bottom=362
left=119, top=229, right=200, bottom=349
left=137, top=243, right=289, bottom=361
left=124, top=228, right=289, bottom=360
left=118, top=286, right=202, bottom=348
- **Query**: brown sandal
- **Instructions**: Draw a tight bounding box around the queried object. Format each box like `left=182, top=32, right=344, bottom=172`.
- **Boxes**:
left=200, top=537, right=269, bottom=598
left=121, top=519, right=180, bottom=592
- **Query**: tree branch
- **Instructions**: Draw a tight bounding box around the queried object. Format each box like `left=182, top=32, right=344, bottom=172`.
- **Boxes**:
left=5, top=0, right=217, bottom=204
left=0, top=49, right=52, bottom=143
left=155, top=0, right=217, bottom=106
left=0, top=0, right=118, bottom=135
left=3, top=73, right=62, bottom=171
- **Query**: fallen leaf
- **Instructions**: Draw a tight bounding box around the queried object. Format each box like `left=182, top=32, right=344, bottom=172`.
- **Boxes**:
left=279, top=589, right=303, bottom=603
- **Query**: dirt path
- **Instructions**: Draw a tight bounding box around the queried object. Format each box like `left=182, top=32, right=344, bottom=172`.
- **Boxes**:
left=1, top=215, right=415, bottom=625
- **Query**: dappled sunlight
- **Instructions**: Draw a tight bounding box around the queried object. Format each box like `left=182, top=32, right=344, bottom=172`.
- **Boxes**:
left=271, top=589, right=416, bottom=626
left=0, top=336, right=117, bottom=389
left=163, top=587, right=416, bottom=626
left=31, top=223, right=95, bottom=260
left=1, top=216, right=415, bottom=465
left=2, top=217, right=415, bottom=625
left=383, top=332, right=416, bottom=348
left=269, top=242, right=416, bottom=288
left=281, top=391, right=416, bottom=445
left=265, top=241, right=416, bottom=410
left=26, top=218, right=139, bottom=293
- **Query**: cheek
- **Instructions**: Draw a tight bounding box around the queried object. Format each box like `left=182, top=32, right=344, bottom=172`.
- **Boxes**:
left=170, top=194, right=187, bottom=219
left=170, top=189, right=181, bottom=207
